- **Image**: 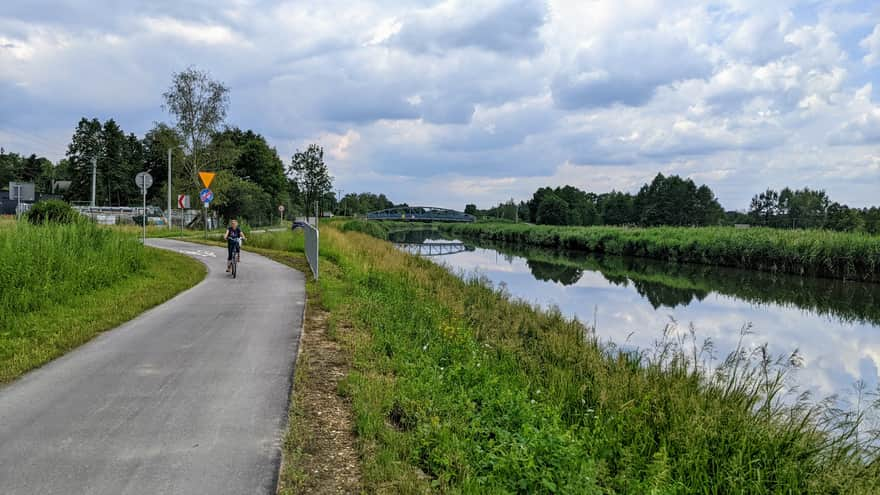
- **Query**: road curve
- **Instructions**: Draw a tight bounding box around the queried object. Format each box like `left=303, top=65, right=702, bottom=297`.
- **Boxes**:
left=0, top=239, right=305, bottom=495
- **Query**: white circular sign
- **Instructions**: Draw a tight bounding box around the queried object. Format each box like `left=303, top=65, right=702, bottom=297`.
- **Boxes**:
left=278, top=205, right=285, bottom=212
left=135, top=172, right=154, bottom=189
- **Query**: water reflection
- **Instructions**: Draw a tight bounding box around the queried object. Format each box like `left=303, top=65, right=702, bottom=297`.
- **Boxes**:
left=393, top=234, right=880, bottom=402
left=486, top=240, right=880, bottom=327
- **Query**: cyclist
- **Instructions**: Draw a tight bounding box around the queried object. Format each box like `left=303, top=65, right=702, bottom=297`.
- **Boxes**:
left=224, top=219, right=246, bottom=272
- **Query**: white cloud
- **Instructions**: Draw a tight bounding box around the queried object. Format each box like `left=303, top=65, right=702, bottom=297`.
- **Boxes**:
left=141, top=17, right=242, bottom=45
left=0, top=0, right=879, bottom=210
left=861, top=24, right=880, bottom=66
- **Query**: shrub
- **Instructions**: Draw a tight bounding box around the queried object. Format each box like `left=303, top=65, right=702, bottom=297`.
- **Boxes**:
left=26, top=200, right=79, bottom=225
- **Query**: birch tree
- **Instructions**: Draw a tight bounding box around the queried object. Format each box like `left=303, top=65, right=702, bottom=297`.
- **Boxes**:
left=162, top=67, right=229, bottom=190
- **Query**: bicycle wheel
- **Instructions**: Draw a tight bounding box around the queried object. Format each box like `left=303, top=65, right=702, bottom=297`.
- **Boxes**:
left=231, top=252, right=237, bottom=278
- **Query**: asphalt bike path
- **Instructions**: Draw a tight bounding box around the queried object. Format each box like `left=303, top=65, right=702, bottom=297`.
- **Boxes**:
left=0, top=238, right=305, bottom=494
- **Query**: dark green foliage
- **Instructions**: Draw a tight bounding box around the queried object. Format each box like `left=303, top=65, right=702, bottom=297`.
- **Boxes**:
left=0, top=149, right=18, bottom=187
left=205, top=128, right=288, bottom=223
left=63, top=118, right=146, bottom=206
left=518, top=175, right=722, bottom=228
left=634, top=173, right=724, bottom=226
left=26, top=200, right=79, bottom=225
left=212, top=171, right=274, bottom=226
left=211, top=128, right=287, bottom=203
left=597, top=190, right=636, bottom=225
left=141, top=123, right=184, bottom=200
left=536, top=192, right=570, bottom=225
left=1, top=150, right=59, bottom=195
left=747, top=187, right=861, bottom=231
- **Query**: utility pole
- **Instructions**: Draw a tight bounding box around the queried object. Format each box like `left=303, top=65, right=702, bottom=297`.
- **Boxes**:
left=90, top=156, right=97, bottom=209
left=167, top=148, right=172, bottom=230
left=336, top=188, right=343, bottom=216
left=14, top=184, right=21, bottom=219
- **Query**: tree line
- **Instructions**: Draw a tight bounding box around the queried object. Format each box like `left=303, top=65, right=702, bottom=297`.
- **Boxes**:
left=748, top=188, right=880, bottom=233
left=467, top=175, right=878, bottom=233
left=468, top=174, right=725, bottom=227
left=3, top=67, right=339, bottom=226
left=0, top=150, right=59, bottom=195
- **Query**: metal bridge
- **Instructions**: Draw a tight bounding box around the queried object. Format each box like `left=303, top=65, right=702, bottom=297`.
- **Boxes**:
left=395, top=242, right=469, bottom=256
left=366, top=206, right=475, bottom=223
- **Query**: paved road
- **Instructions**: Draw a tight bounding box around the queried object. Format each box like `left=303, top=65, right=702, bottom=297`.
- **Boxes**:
left=0, top=239, right=305, bottom=495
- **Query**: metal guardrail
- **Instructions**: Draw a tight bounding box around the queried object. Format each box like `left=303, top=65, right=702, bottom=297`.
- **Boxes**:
left=302, top=222, right=319, bottom=280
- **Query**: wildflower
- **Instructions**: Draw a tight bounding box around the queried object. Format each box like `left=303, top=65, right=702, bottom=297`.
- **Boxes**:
left=530, top=399, right=536, bottom=404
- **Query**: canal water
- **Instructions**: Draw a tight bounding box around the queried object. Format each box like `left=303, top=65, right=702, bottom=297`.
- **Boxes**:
left=390, top=229, right=880, bottom=404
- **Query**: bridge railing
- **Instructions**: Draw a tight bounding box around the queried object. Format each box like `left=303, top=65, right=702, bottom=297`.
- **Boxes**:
left=366, top=207, right=475, bottom=223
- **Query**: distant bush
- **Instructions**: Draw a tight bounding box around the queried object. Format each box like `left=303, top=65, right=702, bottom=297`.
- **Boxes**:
left=26, top=200, right=79, bottom=225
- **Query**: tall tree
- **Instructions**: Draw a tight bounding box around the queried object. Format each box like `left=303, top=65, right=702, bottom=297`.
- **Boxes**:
left=693, top=185, right=724, bottom=226
left=0, top=149, right=21, bottom=187
left=826, top=203, right=865, bottom=232
left=100, top=120, right=129, bottom=205
left=635, top=174, right=721, bottom=226
left=536, top=192, right=569, bottom=225
left=163, top=67, right=230, bottom=190
left=210, top=128, right=287, bottom=206
left=64, top=118, right=103, bottom=203
left=749, top=189, right=780, bottom=226
left=598, top=191, right=636, bottom=225
left=142, top=123, right=185, bottom=202
left=289, top=144, right=333, bottom=221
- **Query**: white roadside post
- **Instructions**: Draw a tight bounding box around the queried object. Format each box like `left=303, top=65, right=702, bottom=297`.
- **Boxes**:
left=90, top=156, right=97, bottom=210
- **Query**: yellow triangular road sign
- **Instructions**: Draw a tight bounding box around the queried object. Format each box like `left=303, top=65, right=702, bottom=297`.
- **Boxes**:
left=199, top=171, right=216, bottom=188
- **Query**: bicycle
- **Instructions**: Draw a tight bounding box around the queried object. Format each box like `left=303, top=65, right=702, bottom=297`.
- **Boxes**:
left=229, top=237, right=242, bottom=278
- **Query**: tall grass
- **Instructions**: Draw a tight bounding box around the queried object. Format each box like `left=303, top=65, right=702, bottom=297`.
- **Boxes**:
left=433, top=222, right=880, bottom=282
left=249, top=226, right=880, bottom=493
left=0, top=220, right=145, bottom=327
left=0, top=219, right=205, bottom=381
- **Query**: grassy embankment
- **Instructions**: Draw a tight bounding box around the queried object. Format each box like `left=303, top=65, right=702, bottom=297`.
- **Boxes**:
left=246, top=224, right=880, bottom=494
left=0, top=220, right=205, bottom=382
left=426, top=222, right=880, bottom=282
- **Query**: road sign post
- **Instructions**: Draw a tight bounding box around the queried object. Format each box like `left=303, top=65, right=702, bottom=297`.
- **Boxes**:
left=199, top=188, right=214, bottom=239
left=278, top=204, right=285, bottom=223
left=135, top=172, right=154, bottom=243
left=198, top=172, right=216, bottom=239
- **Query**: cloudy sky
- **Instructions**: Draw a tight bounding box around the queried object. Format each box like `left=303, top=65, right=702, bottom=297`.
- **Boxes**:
left=1, top=0, right=879, bottom=210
